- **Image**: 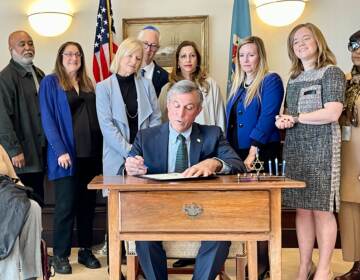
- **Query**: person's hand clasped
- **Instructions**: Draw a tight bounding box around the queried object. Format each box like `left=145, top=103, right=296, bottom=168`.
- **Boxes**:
left=125, top=155, right=148, bottom=176
left=275, top=114, right=296, bottom=129
left=58, top=153, right=72, bottom=169
left=182, top=158, right=220, bottom=177
left=12, top=153, right=25, bottom=168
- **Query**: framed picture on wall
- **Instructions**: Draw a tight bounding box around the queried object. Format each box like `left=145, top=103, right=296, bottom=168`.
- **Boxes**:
left=122, top=15, right=209, bottom=72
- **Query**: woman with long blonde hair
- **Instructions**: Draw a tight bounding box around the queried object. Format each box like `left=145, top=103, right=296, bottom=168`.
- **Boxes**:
left=226, top=36, right=284, bottom=279
left=226, top=35, right=284, bottom=279
left=227, top=36, right=284, bottom=172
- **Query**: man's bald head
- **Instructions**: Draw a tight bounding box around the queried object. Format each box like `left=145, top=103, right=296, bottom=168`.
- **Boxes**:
left=8, top=30, right=35, bottom=65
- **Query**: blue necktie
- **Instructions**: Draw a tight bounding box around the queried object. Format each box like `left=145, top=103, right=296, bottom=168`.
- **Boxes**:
left=175, top=134, right=188, bottom=173
left=141, top=69, right=145, bottom=77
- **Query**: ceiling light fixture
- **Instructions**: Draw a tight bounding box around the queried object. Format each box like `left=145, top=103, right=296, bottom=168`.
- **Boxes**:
left=255, top=0, right=306, bottom=27
left=28, top=0, right=73, bottom=37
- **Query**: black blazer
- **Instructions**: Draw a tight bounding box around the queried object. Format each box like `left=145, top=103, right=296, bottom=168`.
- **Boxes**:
left=152, top=62, right=168, bottom=97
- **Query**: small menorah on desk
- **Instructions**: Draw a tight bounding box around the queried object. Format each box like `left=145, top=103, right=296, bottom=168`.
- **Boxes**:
left=237, top=152, right=286, bottom=182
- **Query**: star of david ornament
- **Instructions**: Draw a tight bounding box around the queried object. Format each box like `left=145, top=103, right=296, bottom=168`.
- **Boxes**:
left=251, top=154, right=264, bottom=177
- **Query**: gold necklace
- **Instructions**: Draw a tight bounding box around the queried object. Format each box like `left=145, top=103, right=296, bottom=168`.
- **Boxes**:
left=125, top=105, right=138, bottom=119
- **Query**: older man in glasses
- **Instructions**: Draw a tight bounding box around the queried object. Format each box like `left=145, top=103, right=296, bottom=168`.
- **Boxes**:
left=0, top=30, right=46, bottom=203
left=137, top=26, right=168, bottom=97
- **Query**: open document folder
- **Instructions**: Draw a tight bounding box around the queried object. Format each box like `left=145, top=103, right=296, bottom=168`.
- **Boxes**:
left=137, top=173, right=218, bottom=181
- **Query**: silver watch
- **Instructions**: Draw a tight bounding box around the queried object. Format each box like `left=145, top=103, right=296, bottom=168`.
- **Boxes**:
left=292, top=115, right=299, bottom=124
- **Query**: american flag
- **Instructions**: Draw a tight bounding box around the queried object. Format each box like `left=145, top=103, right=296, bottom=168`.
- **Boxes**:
left=93, top=0, right=118, bottom=83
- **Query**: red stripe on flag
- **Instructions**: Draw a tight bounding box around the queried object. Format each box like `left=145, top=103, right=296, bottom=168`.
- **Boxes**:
left=112, top=43, right=118, bottom=57
left=93, top=55, right=101, bottom=83
left=99, top=47, right=110, bottom=80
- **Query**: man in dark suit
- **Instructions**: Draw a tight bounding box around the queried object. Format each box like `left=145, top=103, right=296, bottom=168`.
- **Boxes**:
left=125, top=80, right=245, bottom=280
left=137, top=26, right=168, bottom=97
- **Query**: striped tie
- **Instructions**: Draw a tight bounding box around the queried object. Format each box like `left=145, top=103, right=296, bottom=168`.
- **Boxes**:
left=175, top=134, right=188, bottom=173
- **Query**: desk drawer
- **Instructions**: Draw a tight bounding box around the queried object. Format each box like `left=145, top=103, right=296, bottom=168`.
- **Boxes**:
left=120, top=191, right=270, bottom=232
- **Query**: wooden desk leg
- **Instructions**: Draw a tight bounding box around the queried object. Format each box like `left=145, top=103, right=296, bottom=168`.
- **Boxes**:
left=247, top=241, right=258, bottom=280
left=127, top=255, right=137, bottom=280
left=108, top=191, right=121, bottom=280
left=269, top=189, right=282, bottom=280
left=236, top=255, right=246, bottom=280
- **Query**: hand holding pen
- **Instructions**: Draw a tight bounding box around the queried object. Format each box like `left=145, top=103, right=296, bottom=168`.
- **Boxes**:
left=125, top=155, right=148, bottom=175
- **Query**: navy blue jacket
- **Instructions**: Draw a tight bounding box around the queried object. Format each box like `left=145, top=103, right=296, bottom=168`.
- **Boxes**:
left=129, top=122, right=245, bottom=174
left=152, top=62, right=168, bottom=97
left=226, top=73, right=284, bottom=149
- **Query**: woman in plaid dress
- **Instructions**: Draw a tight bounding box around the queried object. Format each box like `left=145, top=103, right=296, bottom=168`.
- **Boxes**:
left=276, top=23, right=345, bottom=280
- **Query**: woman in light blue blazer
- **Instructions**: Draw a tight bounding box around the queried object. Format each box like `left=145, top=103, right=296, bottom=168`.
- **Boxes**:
left=96, top=38, right=161, bottom=178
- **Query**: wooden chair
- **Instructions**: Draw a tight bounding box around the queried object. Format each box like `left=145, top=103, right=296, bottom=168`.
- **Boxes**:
left=125, top=241, right=247, bottom=280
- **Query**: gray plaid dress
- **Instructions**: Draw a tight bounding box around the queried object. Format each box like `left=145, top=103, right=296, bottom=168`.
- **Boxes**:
left=282, top=65, right=345, bottom=212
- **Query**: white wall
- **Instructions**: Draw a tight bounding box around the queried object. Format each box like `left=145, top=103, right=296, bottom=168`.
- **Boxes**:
left=251, top=0, right=359, bottom=84
left=0, top=0, right=358, bottom=96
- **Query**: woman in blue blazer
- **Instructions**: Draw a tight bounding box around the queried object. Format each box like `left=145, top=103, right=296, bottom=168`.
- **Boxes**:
left=226, top=36, right=284, bottom=171
left=39, top=42, right=103, bottom=274
left=226, top=36, right=284, bottom=279
left=96, top=38, right=161, bottom=179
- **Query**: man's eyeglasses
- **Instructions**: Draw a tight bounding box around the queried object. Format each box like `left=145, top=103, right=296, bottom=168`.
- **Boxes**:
left=62, top=52, right=82, bottom=58
left=142, top=42, right=159, bottom=51
left=348, top=41, right=360, bottom=52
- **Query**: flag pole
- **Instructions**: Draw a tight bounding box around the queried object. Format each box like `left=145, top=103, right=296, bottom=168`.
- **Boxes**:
left=226, top=0, right=251, bottom=97
left=106, top=0, right=114, bottom=62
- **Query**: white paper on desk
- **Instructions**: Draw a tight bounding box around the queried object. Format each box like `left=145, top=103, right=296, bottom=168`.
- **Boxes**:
left=138, top=173, right=216, bottom=181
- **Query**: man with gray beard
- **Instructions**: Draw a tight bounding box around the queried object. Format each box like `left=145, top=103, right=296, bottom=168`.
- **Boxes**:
left=0, top=30, right=46, bottom=202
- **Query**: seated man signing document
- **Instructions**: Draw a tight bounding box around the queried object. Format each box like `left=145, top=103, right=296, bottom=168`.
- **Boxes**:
left=125, top=80, right=245, bottom=280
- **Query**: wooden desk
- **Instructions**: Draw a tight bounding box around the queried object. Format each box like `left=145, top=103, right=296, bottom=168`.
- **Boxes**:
left=88, top=175, right=305, bottom=280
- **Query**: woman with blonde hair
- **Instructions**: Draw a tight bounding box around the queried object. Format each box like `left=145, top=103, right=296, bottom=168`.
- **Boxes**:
left=40, top=41, right=103, bottom=274
left=226, top=35, right=284, bottom=279
left=276, top=23, right=346, bottom=280
left=158, top=40, right=225, bottom=132
left=96, top=37, right=161, bottom=178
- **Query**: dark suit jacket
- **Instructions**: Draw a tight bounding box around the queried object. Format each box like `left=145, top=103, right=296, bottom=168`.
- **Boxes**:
left=129, top=122, right=245, bottom=174
left=152, top=62, right=168, bottom=97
